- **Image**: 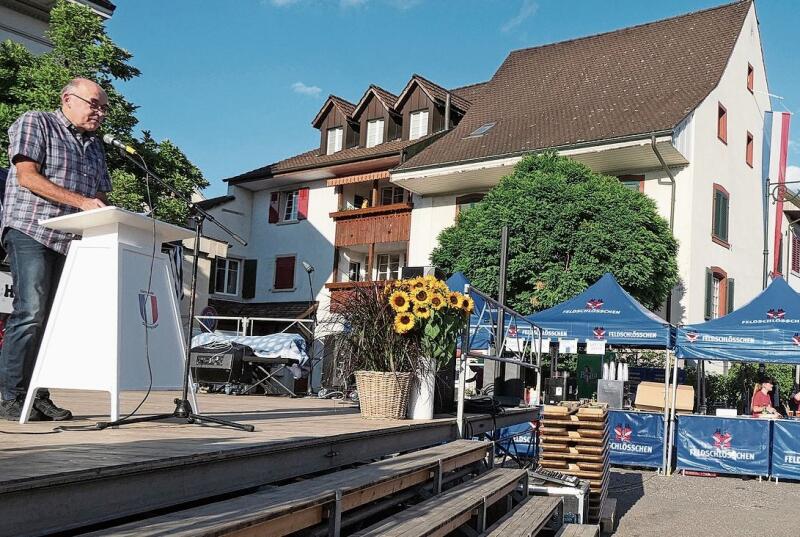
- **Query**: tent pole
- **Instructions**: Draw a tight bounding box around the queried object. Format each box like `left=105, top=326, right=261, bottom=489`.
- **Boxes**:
left=666, top=353, right=680, bottom=475
left=661, top=349, right=670, bottom=475
left=456, top=284, right=470, bottom=438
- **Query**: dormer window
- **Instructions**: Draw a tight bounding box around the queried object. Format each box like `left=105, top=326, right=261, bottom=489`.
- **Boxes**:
left=366, top=119, right=384, bottom=148
left=409, top=110, right=429, bottom=140
left=326, top=127, right=343, bottom=155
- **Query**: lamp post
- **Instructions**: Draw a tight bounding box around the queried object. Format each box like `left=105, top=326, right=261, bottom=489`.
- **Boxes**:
left=302, top=261, right=318, bottom=395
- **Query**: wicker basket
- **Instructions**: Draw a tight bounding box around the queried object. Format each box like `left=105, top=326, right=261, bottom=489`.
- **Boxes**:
left=355, top=370, right=412, bottom=419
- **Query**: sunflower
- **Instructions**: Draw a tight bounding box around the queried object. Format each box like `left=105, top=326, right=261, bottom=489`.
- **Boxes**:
left=389, top=290, right=411, bottom=312
left=429, top=293, right=445, bottom=310
left=413, top=288, right=430, bottom=304
left=461, top=296, right=475, bottom=314
left=448, top=291, right=462, bottom=308
left=413, top=303, right=432, bottom=319
left=394, top=312, right=415, bottom=334
left=410, top=277, right=426, bottom=289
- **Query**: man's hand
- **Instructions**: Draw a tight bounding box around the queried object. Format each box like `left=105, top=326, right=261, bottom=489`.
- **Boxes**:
left=79, top=197, right=106, bottom=211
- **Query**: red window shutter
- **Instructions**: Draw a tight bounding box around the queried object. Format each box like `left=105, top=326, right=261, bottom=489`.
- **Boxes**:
left=718, top=104, right=727, bottom=144
left=792, top=235, right=800, bottom=274
left=269, top=192, right=280, bottom=223
left=298, top=188, right=309, bottom=220
left=274, top=256, right=296, bottom=290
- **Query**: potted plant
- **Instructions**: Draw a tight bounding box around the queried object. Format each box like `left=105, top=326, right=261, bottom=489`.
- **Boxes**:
left=385, top=276, right=474, bottom=419
left=331, top=276, right=473, bottom=419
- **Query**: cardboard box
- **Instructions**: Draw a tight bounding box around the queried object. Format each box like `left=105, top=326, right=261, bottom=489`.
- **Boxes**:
left=634, top=381, right=694, bottom=413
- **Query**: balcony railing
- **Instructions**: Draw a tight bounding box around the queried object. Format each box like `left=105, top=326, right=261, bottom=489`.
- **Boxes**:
left=331, top=203, right=412, bottom=247
left=325, top=280, right=394, bottom=312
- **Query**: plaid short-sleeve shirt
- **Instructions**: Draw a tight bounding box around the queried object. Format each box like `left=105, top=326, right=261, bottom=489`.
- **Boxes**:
left=3, top=109, right=112, bottom=255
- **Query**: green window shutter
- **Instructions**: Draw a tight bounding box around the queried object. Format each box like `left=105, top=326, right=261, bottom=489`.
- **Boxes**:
left=242, top=259, right=258, bottom=299
left=704, top=268, right=714, bottom=320
left=208, top=257, right=217, bottom=294
left=721, top=194, right=729, bottom=241
left=727, top=278, right=735, bottom=314
left=713, top=191, right=721, bottom=237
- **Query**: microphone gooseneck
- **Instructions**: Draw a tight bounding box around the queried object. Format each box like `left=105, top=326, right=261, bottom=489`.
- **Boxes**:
left=102, top=133, right=137, bottom=155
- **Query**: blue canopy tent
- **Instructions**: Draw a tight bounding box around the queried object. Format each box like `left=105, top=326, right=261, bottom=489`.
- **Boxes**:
left=446, top=272, right=538, bottom=351
left=671, top=276, right=800, bottom=478
left=528, top=272, right=674, bottom=473
left=527, top=272, right=673, bottom=348
left=676, top=276, right=800, bottom=363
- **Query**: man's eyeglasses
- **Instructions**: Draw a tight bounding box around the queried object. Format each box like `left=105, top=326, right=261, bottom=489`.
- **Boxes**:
left=68, top=93, right=109, bottom=114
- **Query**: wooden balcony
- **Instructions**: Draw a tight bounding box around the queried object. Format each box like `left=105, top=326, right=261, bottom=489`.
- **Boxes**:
left=325, top=280, right=394, bottom=313
left=330, top=203, right=412, bottom=247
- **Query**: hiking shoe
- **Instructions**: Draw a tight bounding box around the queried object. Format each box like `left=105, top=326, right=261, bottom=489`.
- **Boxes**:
left=0, top=397, right=47, bottom=421
left=33, top=395, right=72, bottom=421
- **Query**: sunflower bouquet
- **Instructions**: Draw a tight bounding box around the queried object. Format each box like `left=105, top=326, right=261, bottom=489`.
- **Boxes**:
left=385, top=275, right=474, bottom=371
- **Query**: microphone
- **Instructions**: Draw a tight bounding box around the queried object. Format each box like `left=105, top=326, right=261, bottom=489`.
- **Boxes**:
left=102, top=133, right=137, bottom=155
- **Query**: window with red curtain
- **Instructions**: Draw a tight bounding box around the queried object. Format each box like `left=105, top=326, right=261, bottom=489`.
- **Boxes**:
left=274, top=256, right=296, bottom=290
left=747, top=63, right=754, bottom=93
left=746, top=132, right=754, bottom=167
left=717, top=103, right=727, bottom=144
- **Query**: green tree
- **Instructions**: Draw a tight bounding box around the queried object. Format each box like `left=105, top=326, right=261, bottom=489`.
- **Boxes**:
left=0, top=0, right=207, bottom=224
left=431, top=152, right=679, bottom=314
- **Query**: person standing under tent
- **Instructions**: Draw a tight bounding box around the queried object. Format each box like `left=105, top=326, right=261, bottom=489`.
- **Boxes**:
left=751, top=377, right=779, bottom=417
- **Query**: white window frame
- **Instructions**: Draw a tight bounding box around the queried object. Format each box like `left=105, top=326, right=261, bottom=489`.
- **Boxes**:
left=366, top=119, right=384, bottom=148
left=327, top=127, right=343, bottom=155
left=214, top=258, right=241, bottom=296
left=375, top=253, right=402, bottom=281
left=381, top=186, right=404, bottom=206
left=281, top=190, right=299, bottom=222
left=409, top=110, right=429, bottom=140
left=711, top=275, right=721, bottom=320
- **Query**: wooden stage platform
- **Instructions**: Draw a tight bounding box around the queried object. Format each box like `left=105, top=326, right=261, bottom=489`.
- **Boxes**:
left=0, top=390, right=535, bottom=537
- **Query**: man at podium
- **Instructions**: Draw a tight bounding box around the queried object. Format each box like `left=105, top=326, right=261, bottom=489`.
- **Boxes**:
left=0, top=78, right=112, bottom=421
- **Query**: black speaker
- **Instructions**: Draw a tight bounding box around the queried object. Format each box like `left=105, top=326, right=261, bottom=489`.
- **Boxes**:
left=190, top=342, right=253, bottom=385
left=400, top=266, right=446, bottom=280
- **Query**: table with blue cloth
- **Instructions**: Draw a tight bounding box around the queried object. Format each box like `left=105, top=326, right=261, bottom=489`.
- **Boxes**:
left=608, top=410, right=665, bottom=469
left=770, top=418, right=800, bottom=480
left=676, top=414, right=771, bottom=477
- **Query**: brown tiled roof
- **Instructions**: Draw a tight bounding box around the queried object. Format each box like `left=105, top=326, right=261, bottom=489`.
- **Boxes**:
left=451, top=82, right=488, bottom=105
left=353, top=85, right=399, bottom=118
left=396, top=75, right=472, bottom=113
left=227, top=137, right=424, bottom=183
left=311, top=95, right=356, bottom=128
left=397, top=1, right=752, bottom=171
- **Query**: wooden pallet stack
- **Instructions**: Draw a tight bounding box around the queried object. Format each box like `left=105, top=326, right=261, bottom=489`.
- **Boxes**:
left=539, top=403, right=609, bottom=524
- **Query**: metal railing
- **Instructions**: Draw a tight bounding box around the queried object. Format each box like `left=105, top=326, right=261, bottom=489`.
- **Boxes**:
left=457, top=284, right=544, bottom=438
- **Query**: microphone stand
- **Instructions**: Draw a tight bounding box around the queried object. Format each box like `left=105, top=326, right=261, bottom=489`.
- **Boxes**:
left=96, top=147, right=254, bottom=432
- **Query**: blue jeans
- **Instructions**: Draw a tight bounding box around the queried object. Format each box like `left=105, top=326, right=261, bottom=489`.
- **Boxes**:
left=0, top=229, right=65, bottom=400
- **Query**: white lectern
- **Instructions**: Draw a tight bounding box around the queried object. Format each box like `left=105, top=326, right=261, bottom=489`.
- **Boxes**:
left=21, top=207, right=196, bottom=423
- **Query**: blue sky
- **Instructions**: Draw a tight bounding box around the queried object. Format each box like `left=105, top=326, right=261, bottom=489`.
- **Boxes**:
left=105, top=1, right=799, bottom=198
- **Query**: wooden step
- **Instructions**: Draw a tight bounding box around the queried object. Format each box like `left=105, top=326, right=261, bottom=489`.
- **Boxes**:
left=352, top=468, right=528, bottom=537
left=85, top=440, right=490, bottom=537
left=555, top=523, right=600, bottom=537
left=483, top=495, right=563, bottom=536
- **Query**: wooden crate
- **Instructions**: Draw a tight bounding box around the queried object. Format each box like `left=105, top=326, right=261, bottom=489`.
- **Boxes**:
left=540, top=403, right=609, bottom=524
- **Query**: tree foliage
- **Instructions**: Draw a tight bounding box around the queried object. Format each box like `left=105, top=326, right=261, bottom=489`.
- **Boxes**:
left=431, top=152, right=679, bottom=314
left=0, top=0, right=207, bottom=224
